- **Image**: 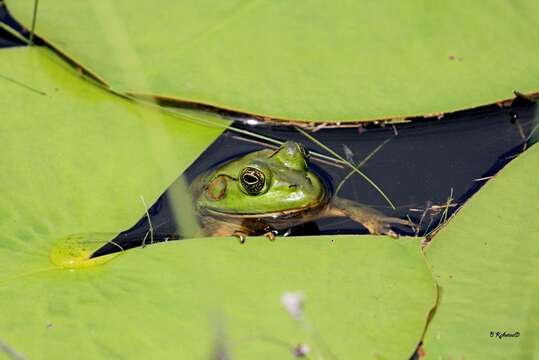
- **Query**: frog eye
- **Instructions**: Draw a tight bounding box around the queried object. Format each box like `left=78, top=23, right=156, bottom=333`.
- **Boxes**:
left=239, top=167, right=266, bottom=195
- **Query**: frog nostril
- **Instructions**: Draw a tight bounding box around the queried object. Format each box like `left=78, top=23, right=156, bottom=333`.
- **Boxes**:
left=289, top=184, right=298, bottom=189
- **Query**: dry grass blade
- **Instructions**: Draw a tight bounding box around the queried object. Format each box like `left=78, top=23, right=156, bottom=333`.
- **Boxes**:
left=438, top=188, right=454, bottom=227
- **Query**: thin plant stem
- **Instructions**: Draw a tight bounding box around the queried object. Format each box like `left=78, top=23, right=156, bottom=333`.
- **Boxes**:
left=334, top=168, right=356, bottom=196
left=0, top=22, right=31, bottom=45
left=29, top=0, right=39, bottom=46
left=295, top=126, right=396, bottom=210
left=526, top=122, right=539, bottom=141
left=0, top=73, right=46, bottom=95
left=140, top=195, right=154, bottom=247
left=335, top=137, right=392, bottom=196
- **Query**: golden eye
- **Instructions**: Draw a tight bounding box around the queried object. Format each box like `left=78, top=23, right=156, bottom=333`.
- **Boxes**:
left=239, top=167, right=265, bottom=195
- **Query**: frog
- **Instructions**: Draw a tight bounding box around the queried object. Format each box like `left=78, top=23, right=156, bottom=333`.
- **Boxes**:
left=191, top=141, right=412, bottom=243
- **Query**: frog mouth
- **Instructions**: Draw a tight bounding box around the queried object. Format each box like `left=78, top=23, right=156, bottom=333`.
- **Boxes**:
left=202, top=192, right=329, bottom=219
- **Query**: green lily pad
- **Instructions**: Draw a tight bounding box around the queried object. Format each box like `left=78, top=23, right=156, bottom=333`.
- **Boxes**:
left=423, top=142, right=539, bottom=358
left=0, top=46, right=227, bottom=278
left=0, top=236, right=436, bottom=359
left=6, top=0, right=539, bottom=121
left=0, top=47, right=436, bottom=358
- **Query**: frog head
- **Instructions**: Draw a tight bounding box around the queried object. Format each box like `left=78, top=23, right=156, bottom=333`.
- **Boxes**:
left=196, top=142, right=327, bottom=215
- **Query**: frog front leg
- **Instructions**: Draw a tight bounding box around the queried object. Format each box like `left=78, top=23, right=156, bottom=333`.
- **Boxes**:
left=200, top=216, right=275, bottom=243
left=327, top=197, right=415, bottom=238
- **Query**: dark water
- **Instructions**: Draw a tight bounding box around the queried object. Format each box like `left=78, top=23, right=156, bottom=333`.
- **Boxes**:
left=0, top=26, right=23, bottom=48
left=92, top=96, right=537, bottom=257
left=0, top=2, right=27, bottom=48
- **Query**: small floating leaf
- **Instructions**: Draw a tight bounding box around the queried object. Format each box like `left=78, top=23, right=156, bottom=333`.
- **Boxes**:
left=49, top=233, right=121, bottom=269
